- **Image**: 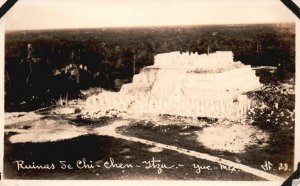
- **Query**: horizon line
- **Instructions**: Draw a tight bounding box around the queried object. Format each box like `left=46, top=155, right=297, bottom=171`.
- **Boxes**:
left=5, top=22, right=295, bottom=33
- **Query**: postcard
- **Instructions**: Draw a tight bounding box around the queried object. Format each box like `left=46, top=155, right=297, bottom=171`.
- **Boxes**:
left=0, top=0, right=299, bottom=186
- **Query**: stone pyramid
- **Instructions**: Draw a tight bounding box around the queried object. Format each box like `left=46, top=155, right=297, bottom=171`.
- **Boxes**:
left=86, top=51, right=262, bottom=119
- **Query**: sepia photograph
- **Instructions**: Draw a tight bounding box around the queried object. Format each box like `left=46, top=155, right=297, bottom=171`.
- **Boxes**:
left=1, top=0, right=298, bottom=185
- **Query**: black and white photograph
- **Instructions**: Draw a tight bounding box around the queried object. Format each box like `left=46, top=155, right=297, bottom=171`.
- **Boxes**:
left=1, top=0, right=299, bottom=185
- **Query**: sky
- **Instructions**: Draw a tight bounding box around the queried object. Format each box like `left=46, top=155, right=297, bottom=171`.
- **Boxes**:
left=3, top=0, right=296, bottom=31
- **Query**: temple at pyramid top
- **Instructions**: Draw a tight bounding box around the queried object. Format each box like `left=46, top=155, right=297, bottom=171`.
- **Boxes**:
left=151, top=51, right=243, bottom=73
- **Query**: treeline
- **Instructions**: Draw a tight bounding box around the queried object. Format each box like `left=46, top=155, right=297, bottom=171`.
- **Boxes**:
left=5, top=24, right=295, bottom=111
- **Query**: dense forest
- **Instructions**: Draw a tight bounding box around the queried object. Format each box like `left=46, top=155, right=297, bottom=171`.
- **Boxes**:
left=5, top=23, right=295, bottom=111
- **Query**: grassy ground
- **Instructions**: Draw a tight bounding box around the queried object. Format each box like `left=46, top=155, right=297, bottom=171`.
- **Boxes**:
left=4, top=132, right=262, bottom=180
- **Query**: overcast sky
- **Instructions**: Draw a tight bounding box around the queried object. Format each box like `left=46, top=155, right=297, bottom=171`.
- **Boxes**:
left=3, top=0, right=296, bottom=31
